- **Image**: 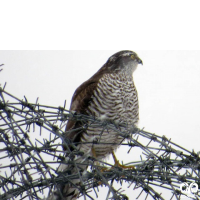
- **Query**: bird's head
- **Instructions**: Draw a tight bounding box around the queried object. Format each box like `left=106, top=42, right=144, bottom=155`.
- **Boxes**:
left=106, top=50, right=143, bottom=75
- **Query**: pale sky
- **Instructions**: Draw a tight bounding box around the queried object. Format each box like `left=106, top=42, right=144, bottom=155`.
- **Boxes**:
left=1, top=50, right=200, bottom=199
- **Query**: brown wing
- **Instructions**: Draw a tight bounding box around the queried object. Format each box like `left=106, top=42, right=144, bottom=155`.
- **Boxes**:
left=64, top=81, right=97, bottom=142
left=64, top=64, right=110, bottom=148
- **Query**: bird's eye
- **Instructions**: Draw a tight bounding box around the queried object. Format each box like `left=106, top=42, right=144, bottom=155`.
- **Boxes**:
left=131, top=55, right=135, bottom=60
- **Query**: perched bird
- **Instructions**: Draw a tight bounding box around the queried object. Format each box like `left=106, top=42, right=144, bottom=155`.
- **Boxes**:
left=47, top=50, right=142, bottom=200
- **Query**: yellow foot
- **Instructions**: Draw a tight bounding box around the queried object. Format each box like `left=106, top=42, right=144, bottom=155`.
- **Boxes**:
left=91, top=147, right=135, bottom=171
left=112, top=151, right=135, bottom=170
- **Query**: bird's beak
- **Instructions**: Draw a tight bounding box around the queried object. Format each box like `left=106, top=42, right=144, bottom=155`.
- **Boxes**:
left=137, top=58, right=143, bottom=65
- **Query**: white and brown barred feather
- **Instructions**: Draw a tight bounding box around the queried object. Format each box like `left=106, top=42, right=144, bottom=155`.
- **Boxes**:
left=46, top=50, right=142, bottom=200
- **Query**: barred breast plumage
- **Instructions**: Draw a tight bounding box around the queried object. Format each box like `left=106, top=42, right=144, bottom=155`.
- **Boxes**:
left=80, top=71, right=139, bottom=159
left=47, top=50, right=143, bottom=200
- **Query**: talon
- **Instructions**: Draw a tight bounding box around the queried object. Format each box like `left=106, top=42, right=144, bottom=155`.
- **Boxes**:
left=112, top=151, right=135, bottom=170
left=92, top=148, right=135, bottom=172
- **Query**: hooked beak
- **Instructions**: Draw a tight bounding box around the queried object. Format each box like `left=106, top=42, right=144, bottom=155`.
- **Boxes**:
left=137, top=57, right=143, bottom=65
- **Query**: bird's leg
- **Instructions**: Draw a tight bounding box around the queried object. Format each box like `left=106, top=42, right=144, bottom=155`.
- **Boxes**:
left=91, top=147, right=107, bottom=171
left=91, top=147, right=97, bottom=158
left=112, top=151, right=135, bottom=169
left=91, top=148, right=135, bottom=170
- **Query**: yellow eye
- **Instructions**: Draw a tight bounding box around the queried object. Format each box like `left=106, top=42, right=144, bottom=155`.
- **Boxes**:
left=131, top=55, right=135, bottom=59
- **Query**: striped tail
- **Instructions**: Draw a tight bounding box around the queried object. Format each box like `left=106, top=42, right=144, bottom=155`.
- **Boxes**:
left=46, top=151, right=90, bottom=200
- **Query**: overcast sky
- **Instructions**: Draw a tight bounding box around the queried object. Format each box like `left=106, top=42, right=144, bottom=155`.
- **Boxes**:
left=1, top=50, right=200, bottom=199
